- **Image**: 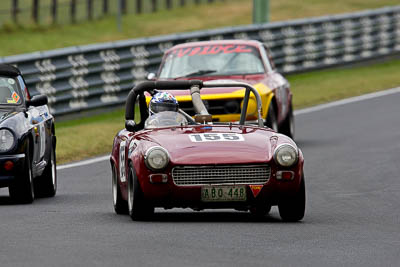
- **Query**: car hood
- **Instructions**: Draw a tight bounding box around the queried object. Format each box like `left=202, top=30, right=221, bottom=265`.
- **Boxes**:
left=158, top=76, right=269, bottom=97
left=0, top=109, right=19, bottom=125
left=135, top=125, right=294, bottom=165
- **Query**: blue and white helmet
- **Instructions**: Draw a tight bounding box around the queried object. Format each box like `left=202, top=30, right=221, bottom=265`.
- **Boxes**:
left=149, top=92, right=179, bottom=116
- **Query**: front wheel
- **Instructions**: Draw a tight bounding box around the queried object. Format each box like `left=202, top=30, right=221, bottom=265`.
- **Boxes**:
left=34, top=138, right=57, bottom=198
left=9, top=142, right=35, bottom=204
left=278, top=175, right=306, bottom=222
left=127, top=163, right=154, bottom=221
left=112, top=164, right=128, bottom=214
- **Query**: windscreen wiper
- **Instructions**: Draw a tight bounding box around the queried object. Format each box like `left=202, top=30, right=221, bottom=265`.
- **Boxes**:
left=174, top=69, right=217, bottom=79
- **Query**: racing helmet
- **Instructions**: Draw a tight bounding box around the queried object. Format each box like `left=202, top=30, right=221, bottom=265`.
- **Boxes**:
left=149, top=92, right=179, bottom=116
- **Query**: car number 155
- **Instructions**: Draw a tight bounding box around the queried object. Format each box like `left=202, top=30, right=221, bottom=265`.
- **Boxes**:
left=189, top=133, right=244, bottom=142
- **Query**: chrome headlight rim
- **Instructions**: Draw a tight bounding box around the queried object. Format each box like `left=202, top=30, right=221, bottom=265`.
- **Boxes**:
left=273, top=143, right=299, bottom=168
left=144, top=146, right=170, bottom=171
left=0, top=128, right=16, bottom=153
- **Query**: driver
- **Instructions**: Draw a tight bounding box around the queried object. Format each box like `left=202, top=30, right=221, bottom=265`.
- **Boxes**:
left=149, top=92, right=179, bottom=115
left=145, top=92, right=188, bottom=129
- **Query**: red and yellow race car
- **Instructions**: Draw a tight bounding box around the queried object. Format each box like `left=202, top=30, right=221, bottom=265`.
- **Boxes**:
left=148, top=40, right=294, bottom=138
left=110, top=80, right=305, bottom=221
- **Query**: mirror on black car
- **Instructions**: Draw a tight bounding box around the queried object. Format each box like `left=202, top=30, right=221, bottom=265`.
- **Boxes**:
left=146, top=73, right=156, bottom=81
left=26, top=95, right=48, bottom=107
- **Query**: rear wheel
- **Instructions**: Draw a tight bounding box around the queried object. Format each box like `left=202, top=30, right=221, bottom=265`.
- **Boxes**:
left=112, top=164, right=128, bottom=214
left=34, top=138, right=57, bottom=198
left=278, top=175, right=306, bottom=222
left=280, top=104, right=295, bottom=139
left=265, top=103, right=278, bottom=132
left=128, top=163, right=154, bottom=221
left=9, top=142, right=34, bottom=204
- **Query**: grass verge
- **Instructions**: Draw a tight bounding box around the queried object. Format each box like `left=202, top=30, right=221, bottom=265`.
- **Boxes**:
left=1, top=0, right=399, bottom=57
left=56, top=58, right=400, bottom=164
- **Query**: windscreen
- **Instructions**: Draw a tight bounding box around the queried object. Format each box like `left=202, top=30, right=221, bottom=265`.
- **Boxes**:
left=0, top=76, right=22, bottom=105
left=145, top=111, right=188, bottom=129
left=159, top=44, right=265, bottom=79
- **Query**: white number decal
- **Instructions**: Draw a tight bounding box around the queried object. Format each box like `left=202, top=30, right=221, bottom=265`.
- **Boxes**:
left=189, top=133, right=244, bottom=142
left=119, top=141, right=126, bottom=182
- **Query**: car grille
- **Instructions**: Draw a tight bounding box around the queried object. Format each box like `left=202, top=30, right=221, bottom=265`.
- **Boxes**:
left=172, top=165, right=271, bottom=186
left=179, top=99, right=242, bottom=116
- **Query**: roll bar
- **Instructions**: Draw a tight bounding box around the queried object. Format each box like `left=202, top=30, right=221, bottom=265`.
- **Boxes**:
left=125, top=80, right=203, bottom=121
left=125, top=80, right=264, bottom=131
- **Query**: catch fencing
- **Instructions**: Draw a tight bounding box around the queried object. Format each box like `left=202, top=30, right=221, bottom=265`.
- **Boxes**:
left=0, top=0, right=223, bottom=26
left=1, top=6, right=400, bottom=116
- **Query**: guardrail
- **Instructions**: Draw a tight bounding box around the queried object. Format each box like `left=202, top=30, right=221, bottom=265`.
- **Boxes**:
left=1, top=6, right=399, bottom=116
left=1, top=0, right=224, bottom=26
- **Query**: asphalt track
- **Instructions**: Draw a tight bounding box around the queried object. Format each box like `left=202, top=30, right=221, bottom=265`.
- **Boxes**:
left=1, top=88, right=400, bottom=266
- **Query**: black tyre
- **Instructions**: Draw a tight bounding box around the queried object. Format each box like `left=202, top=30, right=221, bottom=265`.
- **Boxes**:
left=278, top=175, right=306, bottom=222
left=112, top=164, right=128, bottom=214
left=9, top=142, right=34, bottom=204
left=127, top=163, right=154, bottom=221
left=265, top=103, right=278, bottom=132
left=280, top=104, right=295, bottom=139
left=250, top=204, right=271, bottom=218
left=34, top=137, right=57, bottom=198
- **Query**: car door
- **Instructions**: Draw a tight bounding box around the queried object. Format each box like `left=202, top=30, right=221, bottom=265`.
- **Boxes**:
left=27, top=105, right=47, bottom=169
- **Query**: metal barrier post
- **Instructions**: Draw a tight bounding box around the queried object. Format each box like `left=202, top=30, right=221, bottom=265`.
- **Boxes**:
left=253, top=0, right=269, bottom=23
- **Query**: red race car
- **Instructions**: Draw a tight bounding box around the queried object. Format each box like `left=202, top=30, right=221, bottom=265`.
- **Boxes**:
left=148, top=40, right=294, bottom=138
left=110, top=80, right=305, bottom=221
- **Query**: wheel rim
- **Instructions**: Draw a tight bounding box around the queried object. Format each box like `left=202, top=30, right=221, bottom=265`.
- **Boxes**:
left=128, top=172, right=133, bottom=213
left=28, top=163, right=34, bottom=199
left=51, top=150, right=56, bottom=191
left=112, top=167, right=117, bottom=206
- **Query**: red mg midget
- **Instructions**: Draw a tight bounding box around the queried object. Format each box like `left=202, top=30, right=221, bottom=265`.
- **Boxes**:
left=110, top=80, right=305, bottom=221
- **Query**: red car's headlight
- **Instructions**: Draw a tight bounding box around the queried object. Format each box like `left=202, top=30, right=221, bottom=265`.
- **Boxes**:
left=144, top=146, right=170, bottom=171
left=273, top=144, right=298, bottom=167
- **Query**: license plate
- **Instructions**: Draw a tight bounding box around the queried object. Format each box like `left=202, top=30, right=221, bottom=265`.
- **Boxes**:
left=201, top=186, right=246, bottom=202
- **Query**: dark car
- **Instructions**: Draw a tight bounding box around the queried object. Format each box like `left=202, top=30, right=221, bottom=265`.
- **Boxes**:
left=0, top=64, right=56, bottom=203
left=110, top=80, right=305, bottom=221
left=149, top=40, right=294, bottom=138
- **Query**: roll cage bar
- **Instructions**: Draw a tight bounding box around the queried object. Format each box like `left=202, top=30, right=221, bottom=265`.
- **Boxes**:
left=125, top=80, right=263, bottom=132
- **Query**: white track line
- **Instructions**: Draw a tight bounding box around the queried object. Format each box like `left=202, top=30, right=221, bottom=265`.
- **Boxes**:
left=58, top=86, right=400, bottom=170
left=294, top=86, right=400, bottom=115
left=57, top=155, right=109, bottom=170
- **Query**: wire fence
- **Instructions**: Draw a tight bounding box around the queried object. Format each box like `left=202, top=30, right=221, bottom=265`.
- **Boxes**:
left=0, top=0, right=224, bottom=26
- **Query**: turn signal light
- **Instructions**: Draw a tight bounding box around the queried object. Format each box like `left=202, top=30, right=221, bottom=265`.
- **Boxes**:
left=149, top=174, right=168, bottom=184
left=276, top=171, right=294, bottom=180
left=4, top=161, right=14, bottom=171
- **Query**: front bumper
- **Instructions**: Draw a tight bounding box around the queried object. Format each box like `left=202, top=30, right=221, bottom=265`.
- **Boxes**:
left=0, top=154, right=26, bottom=188
left=139, top=168, right=303, bottom=210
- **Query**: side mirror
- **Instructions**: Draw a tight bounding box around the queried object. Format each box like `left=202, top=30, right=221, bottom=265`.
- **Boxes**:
left=146, top=73, right=156, bottom=81
left=125, top=120, right=138, bottom=132
left=26, top=95, right=48, bottom=107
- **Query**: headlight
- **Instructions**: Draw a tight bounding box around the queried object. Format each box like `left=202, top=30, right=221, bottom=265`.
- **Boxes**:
left=273, top=144, right=298, bottom=167
left=144, top=146, right=169, bottom=171
left=0, top=129, right=15, bottom=152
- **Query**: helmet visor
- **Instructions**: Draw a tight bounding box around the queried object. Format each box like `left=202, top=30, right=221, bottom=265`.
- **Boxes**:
left=150, top=102, right=178, bottom=113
